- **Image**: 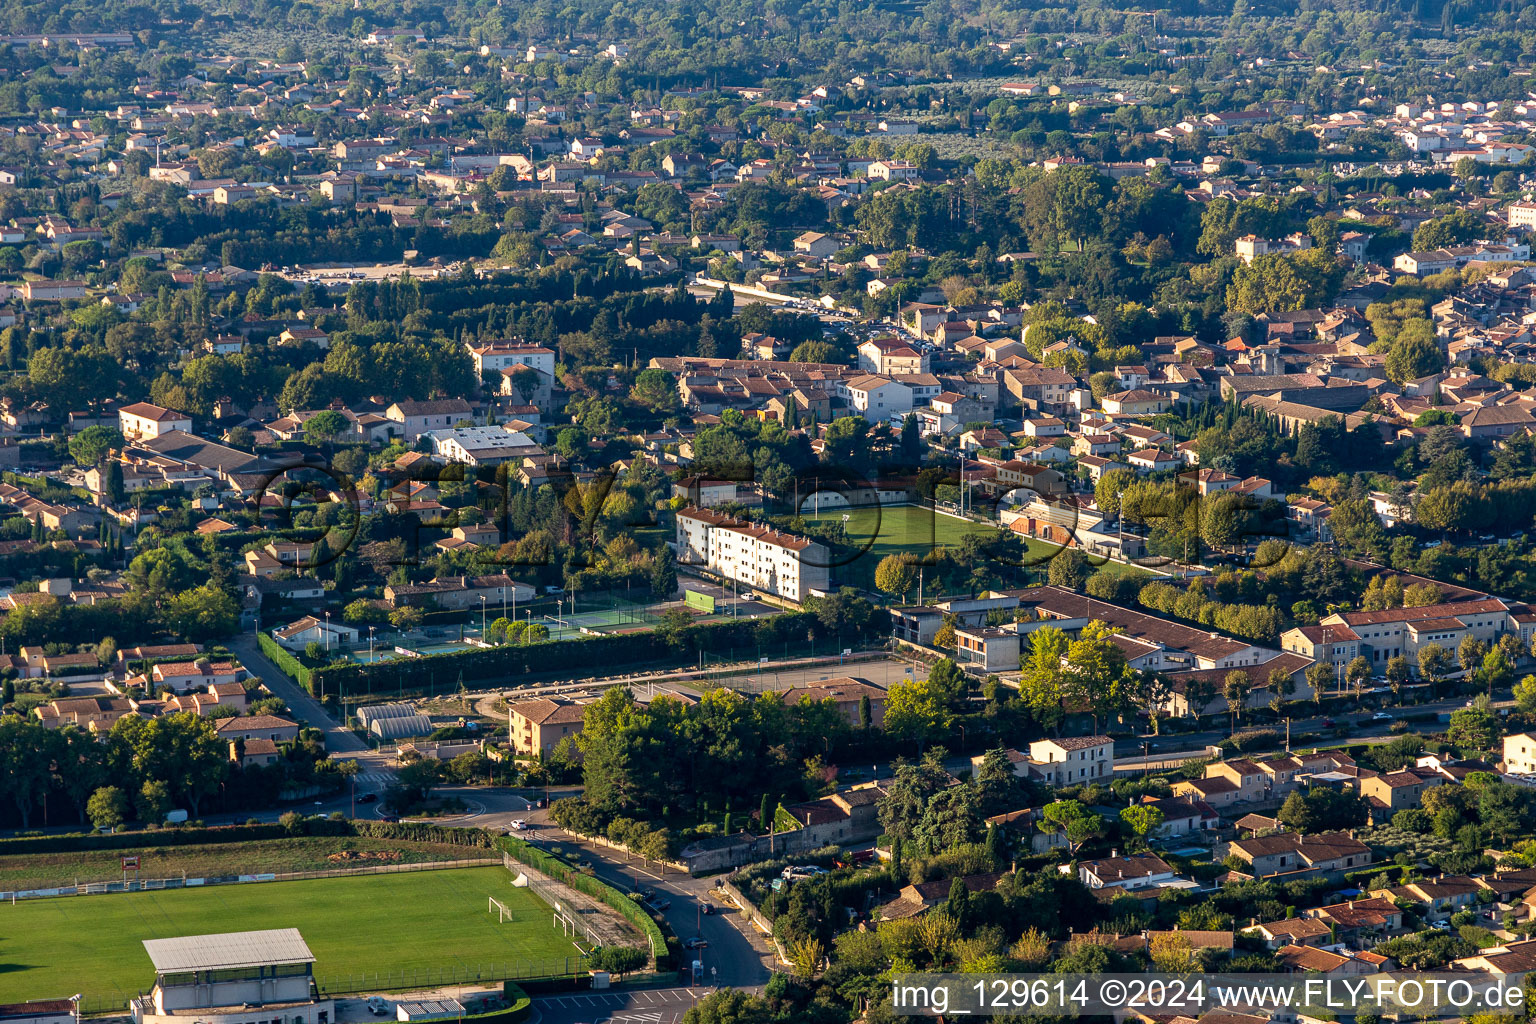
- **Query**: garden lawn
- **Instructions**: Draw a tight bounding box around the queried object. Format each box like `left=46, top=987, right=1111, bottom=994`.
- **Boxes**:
left=0, top=866, right=578, bottom=1008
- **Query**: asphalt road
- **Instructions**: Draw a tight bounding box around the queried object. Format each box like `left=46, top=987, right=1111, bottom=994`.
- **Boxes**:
left=230, top=634, right=369, bottom=754
left=1157, top=693, right=1508, bottom=754
left=514, top=818, right=774, bottom=993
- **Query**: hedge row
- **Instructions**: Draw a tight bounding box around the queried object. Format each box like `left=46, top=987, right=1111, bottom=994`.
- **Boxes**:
left=487, top=984, right=532, bottom=1024
left=498, top=837, right=672, bottom=971
left=310, top=611, right=826, bottom=696
left=258, top=631, right=314, bottom=688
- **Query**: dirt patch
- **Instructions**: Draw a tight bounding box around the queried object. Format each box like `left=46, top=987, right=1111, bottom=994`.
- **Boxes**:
left=326, top=850, right=402, bottom=863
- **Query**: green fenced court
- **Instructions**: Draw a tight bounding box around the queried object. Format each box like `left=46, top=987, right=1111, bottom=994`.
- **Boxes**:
left=0, top=866, right=581, bottom=1011
left=807, top=503, right=1060, bottom=588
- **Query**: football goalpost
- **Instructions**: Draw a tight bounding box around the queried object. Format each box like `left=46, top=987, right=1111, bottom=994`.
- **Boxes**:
left=488, top=896, right=513, bottom=923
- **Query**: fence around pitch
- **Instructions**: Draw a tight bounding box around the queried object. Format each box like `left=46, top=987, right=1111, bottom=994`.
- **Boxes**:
left=314, top=958, right=585, bottom=996
left=0, top=856, right=501, bottom=902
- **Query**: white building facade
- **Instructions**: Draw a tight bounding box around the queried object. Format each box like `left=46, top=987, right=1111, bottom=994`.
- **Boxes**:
left=674, top=507, right=830, bottom=602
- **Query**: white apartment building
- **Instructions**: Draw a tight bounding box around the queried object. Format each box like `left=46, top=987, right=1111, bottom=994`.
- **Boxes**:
left=842, top=374, right=913, bottom=423
left=1318, top=598, right=1512, bottom=665
left=1509, top=202, right=1536, bottom=230
left=466, top=342, right=557, bottom=377
left=969, top=735, right=1114, bottom=786
left=674, top=507, right=830, bottom=602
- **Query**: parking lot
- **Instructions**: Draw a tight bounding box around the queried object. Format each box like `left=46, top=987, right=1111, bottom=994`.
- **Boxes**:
left=531, top=987, right=707, bottom=1024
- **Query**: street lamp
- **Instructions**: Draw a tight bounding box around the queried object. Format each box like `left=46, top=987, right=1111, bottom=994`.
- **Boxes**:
left=368, top=625, right=376, bottom=663
left=480, top=595, right=487, bottom=636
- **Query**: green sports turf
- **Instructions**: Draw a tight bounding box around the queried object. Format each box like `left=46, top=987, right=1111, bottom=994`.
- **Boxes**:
left=808, top=504, right=1060, bottom=588
left=0, top=867, right=579, bottom=1007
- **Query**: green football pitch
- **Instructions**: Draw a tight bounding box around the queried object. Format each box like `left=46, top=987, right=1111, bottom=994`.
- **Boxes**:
left=806, top=503, right=1060, bottom=588
left=0, top=867, right=580, bottom=1008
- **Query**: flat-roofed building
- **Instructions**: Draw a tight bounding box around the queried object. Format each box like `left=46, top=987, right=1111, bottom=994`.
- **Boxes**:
left=131, top=929, right=331, bottom=1024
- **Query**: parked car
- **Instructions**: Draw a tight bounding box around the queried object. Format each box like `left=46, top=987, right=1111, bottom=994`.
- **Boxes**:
left=683, top=937, right=708, bottom=950
left=1370, top=712, right=1392, bottom=722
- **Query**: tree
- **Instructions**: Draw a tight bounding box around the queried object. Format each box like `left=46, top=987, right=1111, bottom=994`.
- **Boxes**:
left=1420, top=643, right=1453, bottom=686
left=1328, top=499, right=1388, bottom=559
left=1278, top=786, right=1366, bottom=832
left=1447, top=706, right=1499, bottom=753
left=883, top=677, right=953, bottom=749
left=102, top=461, right=125, bottom=505
left=681, top=990, right=776, bottom=1024
left=1345, top=655, right=1374, bottom=695
left=69, top=425, right=124, bottom=467
left=1183, top=676, right=1218, bottom=723
left=87, top=786, right=129, bottom=831
left=874, top=553, right=918, bottom=602
left=650, top=548, right=677, bottom=598
left=303, top=409, right=349, bottom=446
left=984, top=821, right=1009, bottom=869
left=1119, top=804, right=1165, bottom=848
left=1226, top=249, right=1343, bottom=315
left=130, top=714, right=230, bottom=817
left=1515, top=674, right=1536, bottom=714
left=1064, top=620, right=1133, bottom=730
left=1148, top=930, right=1198, bottom=972
left=1385, top=320, right=1446, bottom=384
left=878, top=753, right=956, bottom=846
left=1047, top=549, right=1091, bottom=589
left=630, top=368, right=679, bottom=415
left=1481, top=647, right=1515, bottom=696
left=588, top=945, right=646, bottom=980
left=28, top=344, right=116, bottom=412
left=1459, top=636, right=1488, bottom=675
left=167, top=584, right=240, bottom=642
left=1019, top=626, right=1069, bottom=729
left=1223, top=670, right=1252, bottom=730
left=390, top=606, right=424, bottom=630
left=1039, top=799, right=1104, bottom=853
left=136, top=779, right=172, bottom=823
left=1305, top=662, right=1337, bottom=699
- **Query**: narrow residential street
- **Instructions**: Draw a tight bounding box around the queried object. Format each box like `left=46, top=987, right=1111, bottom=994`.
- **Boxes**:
left=229, top=634, right=369, bottom=755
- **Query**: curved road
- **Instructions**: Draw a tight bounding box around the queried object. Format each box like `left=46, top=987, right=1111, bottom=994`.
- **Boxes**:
left=508, top=820, right=774, bottom=993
